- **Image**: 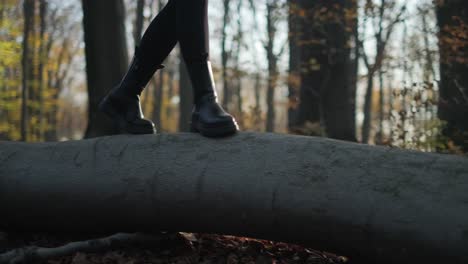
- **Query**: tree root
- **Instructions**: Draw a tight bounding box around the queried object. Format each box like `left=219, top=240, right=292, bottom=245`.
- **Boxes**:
left=0, top=232, right=176, bottom=264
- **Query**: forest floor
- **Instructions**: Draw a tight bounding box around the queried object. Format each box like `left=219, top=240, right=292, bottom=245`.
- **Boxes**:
left=0, top=231, right=348, bottom=264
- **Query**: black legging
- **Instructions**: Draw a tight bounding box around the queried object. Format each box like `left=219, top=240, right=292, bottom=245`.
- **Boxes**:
left=135, top=0, right=210, bottom=66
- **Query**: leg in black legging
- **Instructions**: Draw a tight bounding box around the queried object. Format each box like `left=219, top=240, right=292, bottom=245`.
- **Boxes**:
left=115, top=0, right=178, bottom=97
left=175, top=0, right=217, bottom=105
left=175, top=0, right=210, bottom=63
left=114, top=0, right=210, bottom=96
left=136, top=0, right=177, bottom=71
left=174, top=0, right=239, bottom=137
left=100, top=0, right=238, bottom=136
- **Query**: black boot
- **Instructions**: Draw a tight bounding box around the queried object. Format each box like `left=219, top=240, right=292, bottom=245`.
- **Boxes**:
left=98, top=50, right=164, bottom=135
left=187, top=61, right=239, bottom=137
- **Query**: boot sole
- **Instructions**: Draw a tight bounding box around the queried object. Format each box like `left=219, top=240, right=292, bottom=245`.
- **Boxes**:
left=98, top=95, right=156, bottom=135
left=190, top=114, right=239, bottom=138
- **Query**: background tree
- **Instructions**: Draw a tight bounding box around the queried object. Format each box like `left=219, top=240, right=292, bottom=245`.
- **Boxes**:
left=436, top=0, right=468, bottom=151
left=81, top=0, right=129, bottom=138
left=265, top=0, right=286, bottom=132
left=20, top=0, right=34, bottom=141
left=287, top=0, right=357, bottom=141
left=221, top=0, right=231, bottom=110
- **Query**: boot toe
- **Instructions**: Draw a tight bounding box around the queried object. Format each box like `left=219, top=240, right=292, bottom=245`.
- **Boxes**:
left=131, top=118, right=155, bottom=127
left=201, top=115, right=236, bottom=127
left=124, top=118, right=156, bottom=134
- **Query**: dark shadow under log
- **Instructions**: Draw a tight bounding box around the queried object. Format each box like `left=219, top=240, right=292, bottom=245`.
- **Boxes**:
left=1, top=132, right=468, bottom=264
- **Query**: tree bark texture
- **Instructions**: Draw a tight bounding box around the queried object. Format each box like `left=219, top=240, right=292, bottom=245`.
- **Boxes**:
left=1, top=132, right=468, bottom=264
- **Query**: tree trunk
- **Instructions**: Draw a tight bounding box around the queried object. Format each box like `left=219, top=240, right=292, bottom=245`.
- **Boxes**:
left=321, top=0, right=357, bottom=141
left=38, top=0, right=48, bottom=142
left=265, top=1, right=279, bottom=133
left=166, top=63, right=175, bottom=120
left=376, top=68, right=385, bottom=144
left=436, top=0, right=468, bottom=151
left=233, top=0, right=243, bottom=127
left=289, top=0, right=356, bottom=140
left=1, top=132, right=468, bottom=264
left=221, top=0, right=231, bottom=110
left=291, top=0, right=322, bottom=134
left=362, top=72, right=374, bottom=143
left=21, top=0, right=34, bottom=142
left=287, top=0, right=301, bottom=132
left=82, top=0, right=129, bottom=138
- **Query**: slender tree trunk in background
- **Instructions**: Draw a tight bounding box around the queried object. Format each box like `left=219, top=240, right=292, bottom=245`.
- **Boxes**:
left=0, top=67, right=7, bottom=140
left=134, top=0, right=145, bottom=46
left=347, top=5, right=359, bottom=142
left=436, top=0, right=468, bottom=151
left=44, top=69, right=55, bottom=141
left=362, top=72, right=374, bottom=143
left=265, top=66, right=276, bottom=133
left=420, top=10, right=436, bottom=84
left=43, top=9, right=60, bottom=141
left=178, top=51, right=193, bottom=132
left=420, top=10, right=436, bottom=151
left=376, top=68, right=385, bottom=144
left=265, top=1, right=279, bottom=133
left=166, top=62, right=175, bottom=120
left=287, top=0, right=301, bottom=133
left=0, top=0, right=5, bottom=24
left=233, top=0, right=243, bottom=128
left=252, top=72, right=262, bottom=131
left=254, top=73, right=261, bottom=112
left=28, top=2, right=39, bottom=142
left=362, top=1, right=386, bottom=144
left=38, top=0, right=48, bottom=142
left=221, top=0, right=231, bottom=110
left=235, top=78, right=243, bottom=127
left=82, top=0, right=129, bottom=138
left=387, top=69, right=395, bottom=145
left=21, top=0, right=34, bottom=142
left=400, top=23, right=409, bottom=147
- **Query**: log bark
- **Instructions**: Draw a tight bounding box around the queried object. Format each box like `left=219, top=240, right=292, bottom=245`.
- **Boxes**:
left=1, top=132, right=468, bottom=264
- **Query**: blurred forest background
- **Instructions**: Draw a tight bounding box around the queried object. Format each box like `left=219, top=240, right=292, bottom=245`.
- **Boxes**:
left=0, top=0, right=466, bottom=155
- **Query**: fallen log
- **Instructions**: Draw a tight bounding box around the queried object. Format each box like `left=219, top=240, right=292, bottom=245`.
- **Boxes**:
left=1, top=132, right=467, bottom=264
